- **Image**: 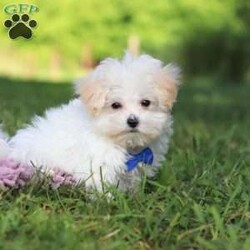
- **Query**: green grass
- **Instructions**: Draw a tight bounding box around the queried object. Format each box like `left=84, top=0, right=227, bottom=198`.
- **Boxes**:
left=0, top=77, right=249, bottom=250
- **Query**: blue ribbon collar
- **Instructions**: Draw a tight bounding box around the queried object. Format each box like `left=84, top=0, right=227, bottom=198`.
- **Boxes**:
left=125, top=147, right=154, bottom=172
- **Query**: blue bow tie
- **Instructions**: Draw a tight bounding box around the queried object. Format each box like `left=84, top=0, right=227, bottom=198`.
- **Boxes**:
left=125, top=147, right=154, bottom=172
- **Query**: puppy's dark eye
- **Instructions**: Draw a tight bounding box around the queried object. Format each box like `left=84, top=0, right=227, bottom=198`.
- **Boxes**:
left=111, top=102, right=122, bottom=109
left=141, top=100, right=151, bottom=107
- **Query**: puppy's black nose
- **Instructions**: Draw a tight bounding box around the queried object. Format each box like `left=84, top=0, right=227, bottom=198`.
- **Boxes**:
left=127, top=115, right=139, bottom=128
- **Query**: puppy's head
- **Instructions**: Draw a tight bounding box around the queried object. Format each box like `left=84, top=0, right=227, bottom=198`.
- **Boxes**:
left=76, top=53, right=181, bottom=149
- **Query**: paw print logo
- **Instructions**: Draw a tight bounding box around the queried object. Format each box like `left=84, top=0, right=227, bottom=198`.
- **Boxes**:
left=4, top=14, right=37, bottom=39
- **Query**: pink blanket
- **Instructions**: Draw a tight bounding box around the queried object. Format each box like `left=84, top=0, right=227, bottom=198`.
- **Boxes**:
left=0, top=158, right=78, bottom=189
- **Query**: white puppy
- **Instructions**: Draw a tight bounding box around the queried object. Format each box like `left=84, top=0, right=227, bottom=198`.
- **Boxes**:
left=3, top=53, right=181, bottom=191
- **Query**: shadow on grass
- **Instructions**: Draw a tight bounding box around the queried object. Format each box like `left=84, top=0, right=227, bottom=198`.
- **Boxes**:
left=0, top=76, right=74, bottom=134
left=174, top=82, right=250, bottom=124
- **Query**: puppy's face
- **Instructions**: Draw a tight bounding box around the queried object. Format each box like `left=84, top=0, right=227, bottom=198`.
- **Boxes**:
left=76, top=54, right=181, bottom=149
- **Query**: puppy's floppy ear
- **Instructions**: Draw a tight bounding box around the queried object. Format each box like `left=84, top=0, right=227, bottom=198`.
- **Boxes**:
left=75, top=75, right=107, bottom=116
left=158, top=63, right=181, bottom=110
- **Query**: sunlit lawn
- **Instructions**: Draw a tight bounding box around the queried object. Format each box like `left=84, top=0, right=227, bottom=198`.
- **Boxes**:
left=0, top=77, right=249, bottom=249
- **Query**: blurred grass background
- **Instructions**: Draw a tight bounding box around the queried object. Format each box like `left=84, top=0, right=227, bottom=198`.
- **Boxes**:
left=0, top=0, right=249, bottom=82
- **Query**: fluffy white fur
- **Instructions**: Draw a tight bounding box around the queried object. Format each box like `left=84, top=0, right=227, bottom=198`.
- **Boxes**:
left=0, top=127, right=9, bottom=160
left=1, top=53, right=181, bottom=191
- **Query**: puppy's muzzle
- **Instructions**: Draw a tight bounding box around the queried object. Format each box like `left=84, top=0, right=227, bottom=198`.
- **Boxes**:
left=127, top=115, right=139, bottom=128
